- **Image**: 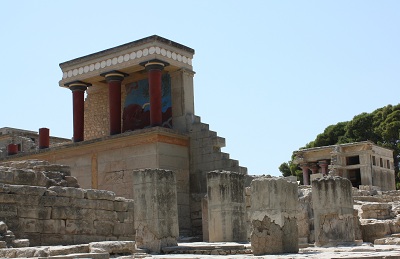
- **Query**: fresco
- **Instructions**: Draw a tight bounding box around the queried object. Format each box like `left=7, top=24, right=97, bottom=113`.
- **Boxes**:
left=122, top=74, right=172, bottom=132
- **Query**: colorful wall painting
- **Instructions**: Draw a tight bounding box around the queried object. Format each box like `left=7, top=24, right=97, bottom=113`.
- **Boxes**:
left=122, top=74, right=172, bottom=132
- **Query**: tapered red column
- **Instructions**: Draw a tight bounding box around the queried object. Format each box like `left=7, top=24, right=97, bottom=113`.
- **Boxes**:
left=67, top=82, right=89, bottom=142
left=300, top=164, right=310, bottom=185
left=141, top=60, right=169, bottom=127
left=101, top=71, right=127, bottom=135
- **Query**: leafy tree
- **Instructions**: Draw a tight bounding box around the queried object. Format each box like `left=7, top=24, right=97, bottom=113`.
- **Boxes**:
left=279, top=162, right=291, bottom=177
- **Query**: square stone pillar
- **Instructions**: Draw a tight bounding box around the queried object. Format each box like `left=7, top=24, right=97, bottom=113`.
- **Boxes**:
left=133, top=169, right=179, bottom=253
left=250, top=177, right=299, bottom=255
left=312, top=176, right=355, bottom=247
left=207, top=170, right=247, bottom=242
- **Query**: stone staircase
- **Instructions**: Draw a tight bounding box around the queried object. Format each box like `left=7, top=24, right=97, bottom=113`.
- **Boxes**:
left=186, top=114, right=247, bottom=238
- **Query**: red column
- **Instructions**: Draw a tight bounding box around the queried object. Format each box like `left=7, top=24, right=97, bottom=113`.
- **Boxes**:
left=101, top=71, right=126, bottom=135
left=146, top=63, right=165, bottom=126
left=68, top=82, right=88, bottom=142
left=318, top=160, right=329, bottom=175
left=39, top=128, right=50, bottom=149
left=7, top=144, right=18, bottom=155
left=310, top=163, right=319, bottom=174
left=300, top=164, right=310, bottom=185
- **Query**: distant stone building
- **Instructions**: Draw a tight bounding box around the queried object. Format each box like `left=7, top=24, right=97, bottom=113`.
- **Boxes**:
left=293, top=141, right=396, bottom=191
left=0, top=35, right=246, bottom=238
left=0, top=127, right=70, bottom=158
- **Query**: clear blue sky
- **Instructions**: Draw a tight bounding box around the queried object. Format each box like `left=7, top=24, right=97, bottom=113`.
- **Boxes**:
left=1, top=1, right=399, bottom=176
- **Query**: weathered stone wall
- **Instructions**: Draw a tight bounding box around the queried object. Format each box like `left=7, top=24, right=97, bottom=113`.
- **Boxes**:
left=250, top=177, right=298, bottom=255
left=0, top=161, right=134, bottom=246
left=133, top=169, right=179, bottom=253
left=312, top=177, right=355, bottom=246
left=298, top=186, right=314, bottom=245
left=206, top=171, right=247, bottom=242
left=84, top=85, right=110, bottom=140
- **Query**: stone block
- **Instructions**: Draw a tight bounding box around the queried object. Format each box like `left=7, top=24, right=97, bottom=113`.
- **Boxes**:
left=94, top=220, right=114, bottom=236
left=0, top=221, right=7, bottom=235
left=40, top=196, right=71, bottom=207
left=70, top=198, right=96, bottom=209
left=12, top=239, right=29, bottom=248
left=93, top=209, right=117, bottom=221
left=117, top=211, right=134, bottom=223
left=49, top=244, right=89, bottom=256
left=113, top=222, right=135, bottom=236
left=85, top=189, right=115, bottom=200
left=89, top=241, right=136, bottom=254
left=312, top=177, right=355, bottom=247
left=48, top=186, right=85, bottom=199
left=65, top=220, right=93, bottom=235
left=114, top=200, right=129, bottom=212
left=361, top=221, right=391, bottom=242
left=51, top=207, right=95, bottom=220
left=207, top=171, right=247, bottom=242
left=18, top=205, right=51, bottom=219
left=8, top=185, right=47, bottom=196
left=41, top=233, right=74, bottom=246
left=41, top=219, right=66, bottom=234
left=133, top=169, right=179, bottom=253
left=250, top=177, right=298, bottom=255
left=0, top=171, right=14, bottom=184
left=20, top=218, right=41, bottom=233
left=0, top=204, right=17, bottom=217
left=96, top=200, right=114, bottom=211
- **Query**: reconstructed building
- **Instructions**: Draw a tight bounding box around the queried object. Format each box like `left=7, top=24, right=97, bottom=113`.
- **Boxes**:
left=293, top=141, right=396, bottom=191
left=0, top=35, right=246, bottom=238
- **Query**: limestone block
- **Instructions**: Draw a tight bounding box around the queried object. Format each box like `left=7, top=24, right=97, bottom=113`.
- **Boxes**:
left=19, top=218, right=41, bottom=233
left=0, top=204, right=17, bottom=217
left=12, top=169, right=48, bottom=186
left=48, top=186, right=85, bottom=199
left=117, top=211, right=134, bottom=223
left=7, top=185, right=47, bottom=196
left=13, top=247, right=50, bottom=258
left=41, top=233, right=74, bottom=246
left=0, top=170, right=14, bottom=184
left=114, top=200, right=129, bottom=212
left=49, top=244, right=90, bottom=256
left=18, top=205, right=51, bottom=219
left=96, top=200, right=114, bottom=211
left=250, top=177, right=298, bottom=255
left=64, top=176, right=80, bottom=188
left=312, top=177, right=355, bottom=247
left=361, top=221, right=391, bottom=242
left=51, top=207, right=95, bottom=220
left=94, top=220, right=114, bottom=236
left=133, top=169, right=179, bottom=253
left=70, top=198, right=96, bottom=209
left=85, top=189, right=116, bottom=201
left=65, top=220, right=93, bottom=235
left=361, top=203, right=394, bottom=220
left=113, top=222, right=135, bottom=236
left=207, top=171, right=247, bottom=242
left=93, top=209, right=117, bottom=221
left=41, top=219, right=66, bottom=234
left=89, top=241, right=136, bottom=254
left=12, top=239, right=29, bottom=248
left=40, top=196, right=71, bottom=207
left=0, top=241, right=6, bottom=248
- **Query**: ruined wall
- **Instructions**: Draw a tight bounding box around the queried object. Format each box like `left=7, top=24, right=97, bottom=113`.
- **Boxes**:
left=84, top=85, right=110, bottom=140
left=0, top=161, right=134, bottom=246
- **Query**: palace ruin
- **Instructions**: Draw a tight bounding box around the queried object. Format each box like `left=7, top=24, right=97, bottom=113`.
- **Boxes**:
left=0, top=36, right=399, bottom=258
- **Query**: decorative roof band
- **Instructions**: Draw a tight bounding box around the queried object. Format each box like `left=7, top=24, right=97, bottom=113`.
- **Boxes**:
left=61, top=46, right=192, bottom=80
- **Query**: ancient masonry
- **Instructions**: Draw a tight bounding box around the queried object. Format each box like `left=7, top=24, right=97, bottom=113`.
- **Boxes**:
left=1, top=35, right=400, bottom=257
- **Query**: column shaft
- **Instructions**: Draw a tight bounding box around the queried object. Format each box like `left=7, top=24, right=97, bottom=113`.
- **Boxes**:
left=301, top=165, right=310, bottom=185
left=108, top=80, right=122, bottom=135
left=68, top=83, right=88, bottom=142
left=101, top=71, right=127, bottom=136
left=148, top=67, right=163, bottom=126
